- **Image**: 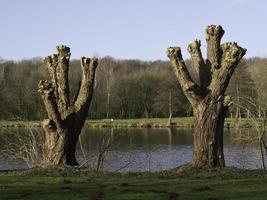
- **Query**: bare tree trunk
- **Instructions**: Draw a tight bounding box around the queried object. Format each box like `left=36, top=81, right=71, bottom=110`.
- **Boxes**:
left=192, top=100, right=226, bottom=167
left=106, top=84, right=111, bottom=119
left=101, top=57, right=114, bottom=119
left=167, top=91, right=172, bottom=126
left=167, top=25, right=246, bottom=168
left=235, top=85, right=241, bottom=120
left=260, top=138, right=266, bottom=170
left=38, top=45, right=98, bottom=166
left=105, top=70, right=112, bottom=119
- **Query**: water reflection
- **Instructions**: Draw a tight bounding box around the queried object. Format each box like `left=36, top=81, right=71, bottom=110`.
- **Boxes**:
left=0, top=127, right=266, bottom=171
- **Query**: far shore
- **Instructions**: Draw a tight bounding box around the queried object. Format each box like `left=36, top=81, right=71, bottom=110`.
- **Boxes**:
left=0, top=117, right=256, bottom=129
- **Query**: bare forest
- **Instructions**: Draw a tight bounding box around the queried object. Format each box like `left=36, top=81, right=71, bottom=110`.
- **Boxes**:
left=0, top=56, right=265, bottom=121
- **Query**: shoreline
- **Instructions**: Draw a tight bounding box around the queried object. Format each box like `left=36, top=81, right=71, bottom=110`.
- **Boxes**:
left=0, top=117, right=254, bottom=129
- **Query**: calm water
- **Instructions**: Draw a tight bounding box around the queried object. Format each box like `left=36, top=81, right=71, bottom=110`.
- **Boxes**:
left=0, top=127, right=265, bottom=171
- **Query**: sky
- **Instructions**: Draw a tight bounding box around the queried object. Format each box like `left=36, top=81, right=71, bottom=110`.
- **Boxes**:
left=1, top=0, right=267, bottom=61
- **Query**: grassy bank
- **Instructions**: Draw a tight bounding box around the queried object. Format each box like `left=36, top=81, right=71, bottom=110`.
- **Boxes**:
left=0, top=117, right=253, bottom=128
left=87, top=117, right=194, bottom=128
left=1, top=166, right=267, bottom=200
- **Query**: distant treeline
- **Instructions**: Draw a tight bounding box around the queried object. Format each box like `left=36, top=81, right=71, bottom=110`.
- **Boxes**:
left=0, top=56, right=266, bottom=120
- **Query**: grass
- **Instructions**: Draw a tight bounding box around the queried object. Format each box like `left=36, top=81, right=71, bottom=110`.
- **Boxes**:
left=0, top=120, right=41, bottom=127
left=86, top=117, right=194, bottom=128
left=0, top=117, right=255, bottom=128
left=1, top=166, right=267, bottom=200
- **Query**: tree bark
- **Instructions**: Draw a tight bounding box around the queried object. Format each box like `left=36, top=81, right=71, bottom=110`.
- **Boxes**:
left=192, top=97, right=226, bottom=167
left=167, top=25, right=246, bottom=168
left=38, top=45, right=98, bottom=166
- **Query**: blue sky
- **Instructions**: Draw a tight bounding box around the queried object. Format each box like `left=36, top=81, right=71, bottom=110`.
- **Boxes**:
left=1, top=0, right=266, bottom=60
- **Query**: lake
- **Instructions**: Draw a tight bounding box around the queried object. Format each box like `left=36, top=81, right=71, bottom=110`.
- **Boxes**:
left=0, top=127, right=265, bottom=171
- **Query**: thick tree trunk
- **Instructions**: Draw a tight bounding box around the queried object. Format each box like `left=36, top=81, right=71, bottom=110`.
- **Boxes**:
left=39, top=45, right=98, bottom=166
left=43, top=127, right=79, bottom=166
left=167, top=25, right=246, bottom=168
left=42, top=114, right=89, bottom=166
left=192, top=99, right=225, bottom=167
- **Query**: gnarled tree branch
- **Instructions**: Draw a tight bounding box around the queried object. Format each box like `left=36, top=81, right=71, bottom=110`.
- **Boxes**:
left=187, top=39, right=210, bottom=88
left=74, top=57, right=98, bottom=116
left=166, top=47, right=204, bottom=106
left=205, top=25, right=224, bottom=70
left=44, top=54, right=59, bottom=100
left=38, top=80, right=62, bottom=130
left=209, top=42, right=247, bottom=97
left=56, top=45, right=71, bottom=113
left=43, top=45, right=71, bottom=117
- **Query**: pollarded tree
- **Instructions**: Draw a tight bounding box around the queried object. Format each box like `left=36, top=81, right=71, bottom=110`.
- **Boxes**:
left=167, top=25, right=246, bottom=167
left=38, top=45, right=98, bottom=166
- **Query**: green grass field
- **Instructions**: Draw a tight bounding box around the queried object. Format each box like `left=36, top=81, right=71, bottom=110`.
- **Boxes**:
left=0, top=117, right=255, bottom=128
left=1, top=166, right=267, bottom=200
